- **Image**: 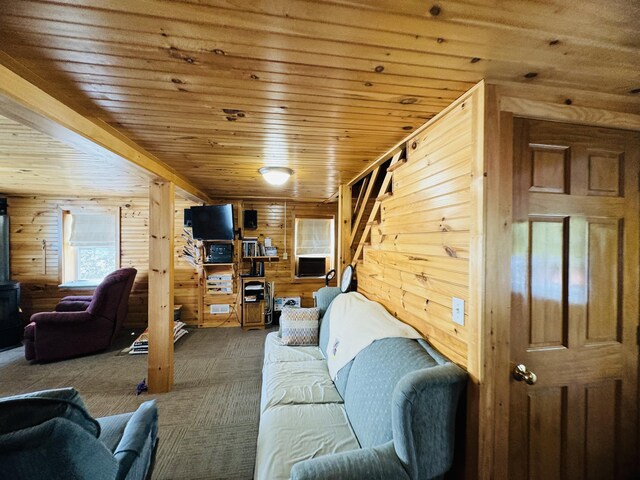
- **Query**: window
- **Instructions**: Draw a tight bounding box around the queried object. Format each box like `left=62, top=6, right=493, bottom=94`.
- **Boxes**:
left=294, top=217, right=335, bottom=278
left=61, top=211, right=119, bottom=287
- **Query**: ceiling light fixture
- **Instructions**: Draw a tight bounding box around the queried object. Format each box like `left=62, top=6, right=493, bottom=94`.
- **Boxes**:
left=259, top=167, right=293, bottom=186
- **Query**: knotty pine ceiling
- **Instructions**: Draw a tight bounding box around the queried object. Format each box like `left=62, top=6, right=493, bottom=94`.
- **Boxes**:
left=0, top=115, right=153, bottom=197
left=0, top=0, right=638, bottom=200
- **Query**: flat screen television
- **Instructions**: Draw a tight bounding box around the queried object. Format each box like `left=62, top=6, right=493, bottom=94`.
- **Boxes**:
left=190, top=204, right=235, bottom=240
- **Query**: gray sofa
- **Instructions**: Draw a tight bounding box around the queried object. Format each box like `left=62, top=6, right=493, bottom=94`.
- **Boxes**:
left=0, top=387, right=158, bottom=480
left=255, top=288, right=466, bottom=480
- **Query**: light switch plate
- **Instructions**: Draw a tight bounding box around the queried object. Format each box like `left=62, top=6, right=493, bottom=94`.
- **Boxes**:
left=452, top=297, right=465, bottom=326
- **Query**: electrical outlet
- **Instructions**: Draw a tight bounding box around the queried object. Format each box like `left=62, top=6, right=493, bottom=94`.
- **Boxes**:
left=210, top=304, right=230, bottom=314
left=282, top=252, right=288, bottom=260
left=452, top=297, right=465, bottom=326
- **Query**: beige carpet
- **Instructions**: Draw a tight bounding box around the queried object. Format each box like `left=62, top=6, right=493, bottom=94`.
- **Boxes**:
left=0, top=326, right=271, bottom=480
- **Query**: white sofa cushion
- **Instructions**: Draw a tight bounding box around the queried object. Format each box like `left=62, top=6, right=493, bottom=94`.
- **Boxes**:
left=254, top=403, right=360, bottom=480
left=261, top=360, right=343, bottom=413
left=263, top=332, right=325, bottom=365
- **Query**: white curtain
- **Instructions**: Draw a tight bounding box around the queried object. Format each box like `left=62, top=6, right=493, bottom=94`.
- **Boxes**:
left=295, top=218, right=333, bottom=256
left=69, top=214, right=116, bottom=247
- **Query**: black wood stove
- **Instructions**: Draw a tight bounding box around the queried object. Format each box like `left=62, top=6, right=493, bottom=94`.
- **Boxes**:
left=0, top=198, right=21, bottom=350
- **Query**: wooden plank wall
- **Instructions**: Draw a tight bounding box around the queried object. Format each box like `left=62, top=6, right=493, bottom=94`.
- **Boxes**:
left=240, top=200, right=337, bottom=303
left=173, top=196, right=200, bottom=324
left=186, top=199, right=337, bottom=327
left=356, top=86, right=483, bottom=376
left=8, top=194, right=199, bottom=328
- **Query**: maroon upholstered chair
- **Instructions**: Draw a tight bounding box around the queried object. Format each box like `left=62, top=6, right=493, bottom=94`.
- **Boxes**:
left=23, top=268, right=137, bottom=362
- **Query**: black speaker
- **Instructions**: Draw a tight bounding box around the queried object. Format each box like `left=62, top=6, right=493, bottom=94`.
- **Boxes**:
left=183, top=208, right=192, bottom=227
left=0, top=198, right=7, bottom=216
left=244, top=209, right=258, bottom=230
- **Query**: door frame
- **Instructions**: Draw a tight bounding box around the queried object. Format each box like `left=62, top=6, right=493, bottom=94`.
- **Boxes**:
left=477, top=85, right=640, bottom=479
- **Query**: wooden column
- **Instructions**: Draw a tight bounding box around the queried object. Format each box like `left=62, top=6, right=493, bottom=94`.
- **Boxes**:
left=337, top=184, right=352, bottom=278
left=148, top=180, right=175, bottom=393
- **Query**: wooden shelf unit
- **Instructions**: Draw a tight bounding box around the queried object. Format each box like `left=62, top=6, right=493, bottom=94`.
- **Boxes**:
left=242, top=276, right=265, bottom=330
left=195, top=238, right=241, bottom=328
left=203, top=263, right=234, bottom=295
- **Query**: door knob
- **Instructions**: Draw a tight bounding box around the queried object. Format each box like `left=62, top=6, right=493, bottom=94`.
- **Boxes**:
left=512, top=364, right=537, bottom=385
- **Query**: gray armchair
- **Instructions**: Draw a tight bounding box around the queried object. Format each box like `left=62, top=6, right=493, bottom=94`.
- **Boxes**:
left=0, top=388, right=158, bottom=480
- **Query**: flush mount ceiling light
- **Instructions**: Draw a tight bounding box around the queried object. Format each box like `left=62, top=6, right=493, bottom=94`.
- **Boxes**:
left=259, top=166, right=293, bottom=186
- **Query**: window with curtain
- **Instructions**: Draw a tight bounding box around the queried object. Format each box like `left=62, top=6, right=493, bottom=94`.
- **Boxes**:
left=294, top=217, right=335, bottom=277
left=62, top=211, right=119, bottom=286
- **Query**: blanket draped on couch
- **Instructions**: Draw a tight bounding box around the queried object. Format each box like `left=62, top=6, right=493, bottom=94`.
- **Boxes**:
left=326, top=292, right=421, bottom=379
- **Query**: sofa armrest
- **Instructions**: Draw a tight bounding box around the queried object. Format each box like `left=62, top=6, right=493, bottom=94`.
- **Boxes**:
left=392, top=362, right=467, bottom=480
left=113, top=400, right=158, bottom=480
left=291, top=442, right=409, bottom=480
left=30, top=311, right=93, bottom=325
left=55, top=301, right=91, bottom=312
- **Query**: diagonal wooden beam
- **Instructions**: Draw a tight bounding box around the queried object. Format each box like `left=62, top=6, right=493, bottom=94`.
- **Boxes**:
left=0, top=57, right=210, bottom=203
left=349, top=166, right=380, bottom=246
left=351, top=150, right=402, bottom=264
left=352, top=175, right=369, bottom=219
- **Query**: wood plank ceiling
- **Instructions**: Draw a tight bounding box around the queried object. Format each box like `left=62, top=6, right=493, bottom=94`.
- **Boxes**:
left=0, top=0, right=638, bottom=201
left=0, top=114, right=152, bottom=196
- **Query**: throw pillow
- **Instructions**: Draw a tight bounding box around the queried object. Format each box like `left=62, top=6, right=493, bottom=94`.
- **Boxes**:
left=281, top=307, right=320, bottom=346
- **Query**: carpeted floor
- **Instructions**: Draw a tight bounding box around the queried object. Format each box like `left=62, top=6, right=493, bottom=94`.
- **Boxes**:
left=0, top=326, right=272, bottom=480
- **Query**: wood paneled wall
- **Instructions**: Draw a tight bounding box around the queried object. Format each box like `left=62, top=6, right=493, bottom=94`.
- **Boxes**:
left=173, top=197, right=200, bottom=324
left=356, top=85, right=484, bottom=378
left=8, top=194, right=199, bottom=328
left=240, top=200, right=338, bottom=304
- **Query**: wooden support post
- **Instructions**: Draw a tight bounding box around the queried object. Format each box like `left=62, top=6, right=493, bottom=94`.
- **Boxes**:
left=337, top=184, right=352, bottom=278
left=148, top=180, right=175, bottom=393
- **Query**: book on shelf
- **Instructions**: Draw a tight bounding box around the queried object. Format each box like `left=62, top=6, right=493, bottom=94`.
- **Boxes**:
left=242, top=239, right=258, bottom=257
left=207, top=273, right=233, bottom=280
left=208, top=288, right=233, bottom=294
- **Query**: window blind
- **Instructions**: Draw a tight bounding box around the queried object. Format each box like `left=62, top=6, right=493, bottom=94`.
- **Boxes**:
left=295, top=218, right=333, bottom=256
left=68, top=213, right=116, bottom=247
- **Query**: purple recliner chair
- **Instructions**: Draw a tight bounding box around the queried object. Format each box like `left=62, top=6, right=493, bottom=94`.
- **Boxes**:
left=23, top=268, right=137, bottom=362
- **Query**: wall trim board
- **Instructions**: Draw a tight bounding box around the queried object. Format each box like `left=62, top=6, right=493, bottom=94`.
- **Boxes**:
left=467, top=83, right=486, bottom=382
left=499, top=95, right=640, bottom=132
left=474, top=88, right=514, bottom=480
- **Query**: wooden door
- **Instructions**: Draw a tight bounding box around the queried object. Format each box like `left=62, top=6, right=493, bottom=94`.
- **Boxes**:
left=509, top=119, right=639, bottom=479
